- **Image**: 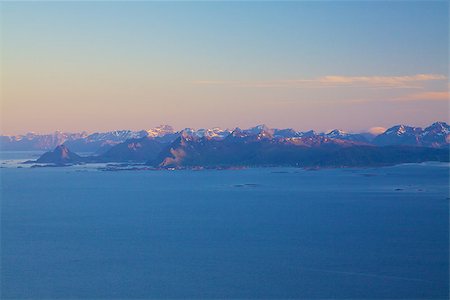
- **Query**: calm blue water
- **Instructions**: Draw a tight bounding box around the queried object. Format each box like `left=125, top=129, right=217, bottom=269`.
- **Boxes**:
left=1, top=158, right=449, bottom=298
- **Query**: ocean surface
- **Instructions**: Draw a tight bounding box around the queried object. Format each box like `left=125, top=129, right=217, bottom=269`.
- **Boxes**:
left=1, top=152, right=449, bottom=299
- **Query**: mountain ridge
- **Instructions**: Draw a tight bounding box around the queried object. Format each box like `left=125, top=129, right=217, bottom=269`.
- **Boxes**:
left=4, top=121, right=449, bottom=155
left=29, top=121, right=450, bottom=168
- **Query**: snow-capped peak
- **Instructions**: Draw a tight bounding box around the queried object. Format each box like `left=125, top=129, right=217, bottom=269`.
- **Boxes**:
left=385, top=125, right=408, bottom=136
left=422, top=121, right=450, bottom=136
left=179, top=127, right=231, bottom=140
left=245, top=124, right=271, bottom=135
left=326, top=129, right=348, bottom=137
left=298, top=130, right=317, bottom=137
left=146, top=125, right=175, bottom=137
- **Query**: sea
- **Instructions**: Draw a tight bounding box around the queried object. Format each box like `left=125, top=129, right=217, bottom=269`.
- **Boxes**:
left=1, top=151, right=449, bottom=299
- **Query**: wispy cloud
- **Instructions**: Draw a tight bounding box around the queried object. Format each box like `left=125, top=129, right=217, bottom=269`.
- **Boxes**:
left=332, top=91, right=449, bottom=104
left=392, top=91, right=449, bottom=102
left=193, top=74, right=446, bottom=89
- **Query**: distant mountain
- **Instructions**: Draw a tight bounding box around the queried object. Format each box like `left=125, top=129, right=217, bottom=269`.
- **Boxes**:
left=150, top=131, right=448, bottom=168
left=6, top=122, right=449, bottom=152
left=145, top=125, right=175, bottom=138
left=18, top=122, right=450, bottom=167
left=1, top=125, right=177, bottom=153
left=373, top=122, right=449, bottom=147
left=151, top=130, right=379, bottom=168
left=65, top=126, right=178, bottom=153
left=35, top=145, right=82, bottom=164
left=299, top=130, right=318, bottom=138
left=143, top=125, right=179, bottom=143
left=322, top=129, right=369, bottom=143
left=97, top=136, right=167, bottom=163
left=178, top=127, right=232, bottom=140
left=90, top=127, right=234, bottom=163
left=273, top=128, right=300, bottom=138
left=64, top=130, right=148, bottom=154
left=0, top=132, right=87, bottom=151
left=373, top=125, right=422, bottom=146
left=421, top=122, right=450, bottom=147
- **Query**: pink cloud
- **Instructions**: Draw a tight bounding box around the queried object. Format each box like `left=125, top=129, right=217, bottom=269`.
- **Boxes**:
left=368, top=127, right=386, bottom=135
left=193, top=74, right=446, bottom=89
left=392, top=91, right=449, bottom=102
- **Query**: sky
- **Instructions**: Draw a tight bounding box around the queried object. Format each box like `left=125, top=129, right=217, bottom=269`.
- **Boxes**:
left=1, top=1, right=448, bottom=135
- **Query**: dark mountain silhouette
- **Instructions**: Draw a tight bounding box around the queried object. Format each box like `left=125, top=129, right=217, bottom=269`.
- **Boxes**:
left=32, top=121, right=450, bottom=168
left=373, top=122, right=449, bottom=147
left=373, top=125, right=423, bottom=146
left=149, top=132, right=448, bottom=168
left=97, top=137, right=167, bottom=162
left=36, top=145, right=82, bottom=164
left=421, top=122, right=450, bottom=147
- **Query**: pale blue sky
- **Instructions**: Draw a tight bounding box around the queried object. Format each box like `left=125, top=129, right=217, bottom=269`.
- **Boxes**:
left=1, top=1, right=448, bottom=134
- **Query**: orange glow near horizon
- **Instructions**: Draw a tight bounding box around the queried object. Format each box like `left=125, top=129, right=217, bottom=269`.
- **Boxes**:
left=1, top=2, right=448, bottom=135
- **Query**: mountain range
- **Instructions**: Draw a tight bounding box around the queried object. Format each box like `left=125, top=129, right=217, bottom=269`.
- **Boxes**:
left=3, top=122, right=449, bottom=152
left=23, top=122, right=450, bottom=168
left=0, top=125, right=177, bottom=153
